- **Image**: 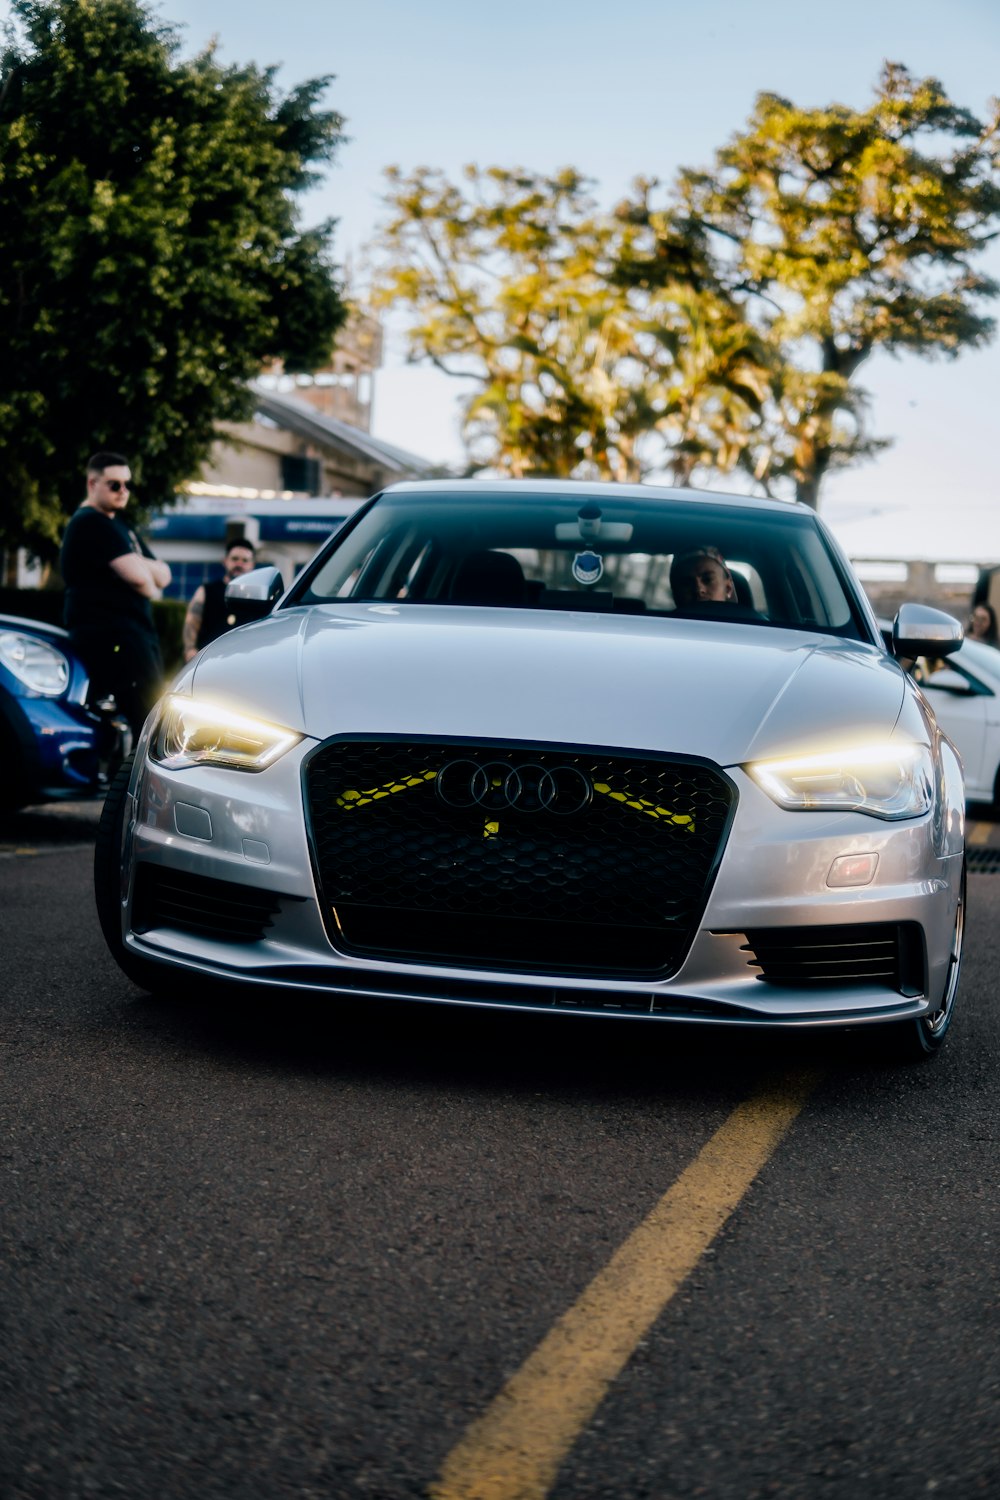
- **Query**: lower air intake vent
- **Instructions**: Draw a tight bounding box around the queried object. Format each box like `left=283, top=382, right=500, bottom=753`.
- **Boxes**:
left=133, top=867, right=285, bottom=943
left=742, top=923, right=925, bottom=994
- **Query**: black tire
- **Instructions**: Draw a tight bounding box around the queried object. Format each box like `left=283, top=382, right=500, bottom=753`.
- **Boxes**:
left=0, top=723, right=31, bottom=813
left=874, top=859, right=966, bottom=1062
left=93, top=752, right=165, bottom=993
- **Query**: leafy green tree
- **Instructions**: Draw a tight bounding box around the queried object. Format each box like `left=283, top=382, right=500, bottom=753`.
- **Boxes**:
left=645, top=63, right=1000, bottom=506
left=375, top=67, right=1000, bottom=507
left=612, top=192, right=772, bottom=483
left=375, top=165, right=773, bottom=485
left=375, top=165, right=776, bottom=486
left=0, top=0, right=348, bottom=553
left=374, top=166, right=650, bottom=481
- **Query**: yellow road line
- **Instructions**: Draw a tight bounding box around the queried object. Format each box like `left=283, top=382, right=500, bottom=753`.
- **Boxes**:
left=432, top=1071, right=818, bottom=1500
left=967, top=820, right=992, bottom=846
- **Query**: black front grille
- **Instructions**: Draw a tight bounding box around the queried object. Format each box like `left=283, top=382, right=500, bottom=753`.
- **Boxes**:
left=305, top=738, right=736, bottom=977
left=742, top=923, right=925, bottom=993
left=133, top=866, right=286, bottom=943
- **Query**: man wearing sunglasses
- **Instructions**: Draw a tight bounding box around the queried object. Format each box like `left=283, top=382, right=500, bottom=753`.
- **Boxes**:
left=60, top=451, right=172, bottom=738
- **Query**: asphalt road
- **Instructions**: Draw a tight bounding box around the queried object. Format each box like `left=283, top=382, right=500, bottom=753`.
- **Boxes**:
left=1, top=803, right=998, bottom=1500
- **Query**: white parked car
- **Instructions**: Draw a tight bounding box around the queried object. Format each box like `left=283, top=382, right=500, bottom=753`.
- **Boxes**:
left=95, top=480, right=967, bottom=1060
left=909, top=635, right=1000, bottom=807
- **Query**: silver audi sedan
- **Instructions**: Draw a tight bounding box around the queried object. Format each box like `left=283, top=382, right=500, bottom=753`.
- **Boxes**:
left=95, top=480, right=966, bottom=1060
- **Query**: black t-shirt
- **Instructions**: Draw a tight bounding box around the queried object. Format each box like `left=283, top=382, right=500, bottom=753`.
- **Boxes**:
left=197, top=577, right=242, bottom=650
left=60, top=506, right=155, bottom=632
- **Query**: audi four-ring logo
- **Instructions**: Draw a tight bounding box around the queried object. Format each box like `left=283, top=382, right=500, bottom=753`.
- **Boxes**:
left=436, top=759, right=593, bottom=815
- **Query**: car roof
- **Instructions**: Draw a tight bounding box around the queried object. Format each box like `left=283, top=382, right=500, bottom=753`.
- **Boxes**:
left=380, top=477, right=813, bottom=518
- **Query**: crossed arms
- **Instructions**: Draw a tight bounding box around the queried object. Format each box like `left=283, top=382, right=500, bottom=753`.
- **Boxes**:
left=109, top=552, right=172, bottom=599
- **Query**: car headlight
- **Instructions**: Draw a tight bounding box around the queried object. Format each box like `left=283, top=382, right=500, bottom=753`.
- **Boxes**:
left=150, top=695, right=302, bottom=771
left=748, top=741, right=934, bottom=820
left=0, top=631, right=70, bottom=696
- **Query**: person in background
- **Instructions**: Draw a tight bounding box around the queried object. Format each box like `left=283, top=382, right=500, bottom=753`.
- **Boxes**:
left=59, top=451, right=171, bottom=738
left=183, top=538, right=258, bottom=661
left=669, top=545, right=736, bottom=606
left=966, top=601, right=1000, bottom=647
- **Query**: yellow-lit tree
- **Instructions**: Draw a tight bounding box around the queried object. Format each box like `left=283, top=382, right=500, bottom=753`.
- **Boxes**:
left=373, top=67, right=1000, bottom=507
left=639, top=63, right=1000, bottom=505
left=374, top=165, right=767, bottom=483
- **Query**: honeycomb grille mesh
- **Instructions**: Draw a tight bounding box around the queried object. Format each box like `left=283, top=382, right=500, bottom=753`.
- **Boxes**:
left=305, top=739, right=735, bottom=977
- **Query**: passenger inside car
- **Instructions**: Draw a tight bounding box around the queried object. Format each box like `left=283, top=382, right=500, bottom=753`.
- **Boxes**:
left=669, top=546, right=737, bottom=607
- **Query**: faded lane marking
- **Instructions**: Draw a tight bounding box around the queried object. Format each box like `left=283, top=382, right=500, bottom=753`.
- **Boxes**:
left=0, top=843, right=95, bottom=859
left=967, top=820, right=991, bottom=846
left=0, top=840, right=97, bottom=864
left=432, top=1071, right=818, bottom=1500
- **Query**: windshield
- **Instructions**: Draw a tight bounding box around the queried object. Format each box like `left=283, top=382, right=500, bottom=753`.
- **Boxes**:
left=292, top=489, right=869, bottom=639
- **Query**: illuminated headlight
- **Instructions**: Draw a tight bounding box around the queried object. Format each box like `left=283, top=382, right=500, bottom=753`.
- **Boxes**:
left=0, top=631, right=70, bottom=695
left=748, top=742, right=934, bottom=820
left=150, top=695, right=302, bottom=771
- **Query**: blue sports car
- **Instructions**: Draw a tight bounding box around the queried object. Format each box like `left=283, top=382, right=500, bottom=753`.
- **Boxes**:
left=0, top=613, right=128, bottom=811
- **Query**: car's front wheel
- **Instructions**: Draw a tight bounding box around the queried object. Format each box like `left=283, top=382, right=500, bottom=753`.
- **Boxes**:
left=93, top=753, right=166, bottom=994
left=876, top=860, right=965, bottom=1062
left=0, top=720, right=31, bottom=813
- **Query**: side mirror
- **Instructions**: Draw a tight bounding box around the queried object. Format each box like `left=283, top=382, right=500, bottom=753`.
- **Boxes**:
left=224, top=565, right=284, bottom=624
left=892, top=603, right=963, bottom=660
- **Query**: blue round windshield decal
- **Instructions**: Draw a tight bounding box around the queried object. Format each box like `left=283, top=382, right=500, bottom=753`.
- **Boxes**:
left=572, top=550, right=604, bottom=585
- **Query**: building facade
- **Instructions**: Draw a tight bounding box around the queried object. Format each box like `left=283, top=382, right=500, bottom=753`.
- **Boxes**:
left=147, top=381, right=433, bottom=598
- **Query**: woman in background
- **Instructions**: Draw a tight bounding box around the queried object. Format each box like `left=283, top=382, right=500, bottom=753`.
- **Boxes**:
left=966, top=602, right=1000, bottom=647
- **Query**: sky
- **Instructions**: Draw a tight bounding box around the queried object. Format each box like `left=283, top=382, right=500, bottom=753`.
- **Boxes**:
left=8, top=0, right=1000, bottom=555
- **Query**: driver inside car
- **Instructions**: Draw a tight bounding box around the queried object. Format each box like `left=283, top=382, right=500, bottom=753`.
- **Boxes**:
left=669, top=545, right=736, bottom=606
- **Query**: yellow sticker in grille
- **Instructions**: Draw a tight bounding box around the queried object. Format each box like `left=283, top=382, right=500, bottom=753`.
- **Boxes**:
left=592, top=782, right=694, bottom=831
left=336, top=769, right=437, bottom=810
left=334, top=767, right=694, bottom=831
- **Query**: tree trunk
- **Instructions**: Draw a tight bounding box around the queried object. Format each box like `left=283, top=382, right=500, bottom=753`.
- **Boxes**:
left=795, top=443, right=832, bottom=510
left=791, top=435, right=833, bottom=516
left=795, top=474, right=820, bottom=509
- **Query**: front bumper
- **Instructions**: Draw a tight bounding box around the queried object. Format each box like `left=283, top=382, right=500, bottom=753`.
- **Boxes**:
left=116, top=739, right=965, bottom=1028
left=0, top=689, right=125, bottom=802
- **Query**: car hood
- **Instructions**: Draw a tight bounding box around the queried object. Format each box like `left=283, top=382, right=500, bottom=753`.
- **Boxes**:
left=187, top=604, right=909, bottom=765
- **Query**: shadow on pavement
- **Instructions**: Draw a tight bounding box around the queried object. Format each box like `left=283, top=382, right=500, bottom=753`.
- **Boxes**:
left=0, top=798, right=103, bottom=846
left=113, top=978, right=891, bottom=1108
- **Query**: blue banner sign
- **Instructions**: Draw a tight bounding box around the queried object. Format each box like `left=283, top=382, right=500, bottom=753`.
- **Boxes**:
left=149, top=508, right=351, bottom=542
